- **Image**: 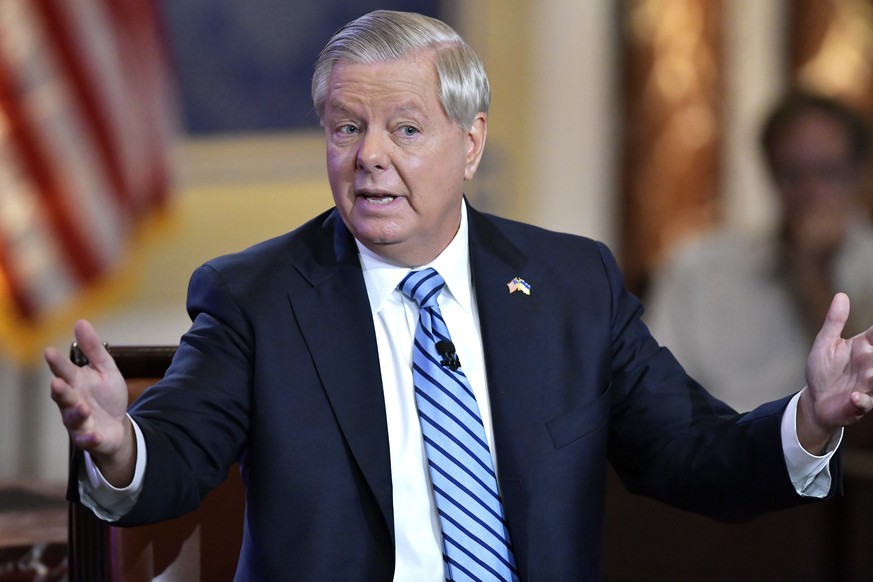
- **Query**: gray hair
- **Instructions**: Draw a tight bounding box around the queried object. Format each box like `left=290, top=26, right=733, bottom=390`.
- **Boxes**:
left=312, top=10, right=490, bottom=129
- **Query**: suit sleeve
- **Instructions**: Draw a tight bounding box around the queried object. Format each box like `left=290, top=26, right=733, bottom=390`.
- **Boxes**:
left=598, top=242, right=840, bottom=522
left=116, top=263, right=253, bottom=526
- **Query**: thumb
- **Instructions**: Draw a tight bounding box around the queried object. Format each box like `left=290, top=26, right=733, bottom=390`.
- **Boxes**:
left=815, top=293, right=850, bottom=347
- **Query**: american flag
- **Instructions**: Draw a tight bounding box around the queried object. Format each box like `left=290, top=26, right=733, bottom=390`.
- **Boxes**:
left=0, top=0, right=175, bottom=360
left=507, top=277, right=531, bottom=295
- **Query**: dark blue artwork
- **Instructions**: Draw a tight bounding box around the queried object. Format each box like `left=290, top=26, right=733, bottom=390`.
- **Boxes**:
left=158, top=1, right=442, bottom=134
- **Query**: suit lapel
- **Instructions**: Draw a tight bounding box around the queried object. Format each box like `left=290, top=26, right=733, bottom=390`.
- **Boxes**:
left=287, top=211, right=394, bottom=539
left=468, top=208, right=545, bottom=464
left=468, top=207, right=543, bottom=571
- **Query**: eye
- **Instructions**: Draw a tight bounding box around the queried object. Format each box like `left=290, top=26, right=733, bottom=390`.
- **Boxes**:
left=400, top=125, right=419, bottom=137
left=336, top=124, right=359, bottom=136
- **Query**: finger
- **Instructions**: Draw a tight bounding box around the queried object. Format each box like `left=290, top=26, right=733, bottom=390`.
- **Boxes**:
left=71, top=431, right=102, bottom=450
left=73, top=320, right=117, bottom=374
left=814, top=293, right=850, bottom=346
left=61, top=401, right=93, bottom=432
left=47, top=368, right=90, bottom=419
left=49, top=377, right=79, bottom=408
left=44, top=346, right=80, bottom=384
left=850, top=391, right=873, bottom=415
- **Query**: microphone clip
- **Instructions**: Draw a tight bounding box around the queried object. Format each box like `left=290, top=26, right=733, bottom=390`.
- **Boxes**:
left=440, top=352, right=461, bottom=372
left=435, top=340, right=461, bottom=371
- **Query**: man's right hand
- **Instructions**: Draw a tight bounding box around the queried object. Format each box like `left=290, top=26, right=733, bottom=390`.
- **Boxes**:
left=44, top=319, right=136, bottom=487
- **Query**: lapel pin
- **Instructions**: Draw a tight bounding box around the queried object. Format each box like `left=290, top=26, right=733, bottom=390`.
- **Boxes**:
left=507, top=276, right=531, bottom=295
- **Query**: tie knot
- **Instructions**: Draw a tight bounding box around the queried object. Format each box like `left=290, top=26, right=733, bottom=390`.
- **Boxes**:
left=398, top=268, right=445, bottom=308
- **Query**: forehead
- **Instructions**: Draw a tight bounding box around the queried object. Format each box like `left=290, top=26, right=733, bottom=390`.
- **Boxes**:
left=325, top=56, right=441, bottom=114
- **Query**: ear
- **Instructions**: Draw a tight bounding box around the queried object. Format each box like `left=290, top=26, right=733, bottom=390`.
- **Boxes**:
left=463, top=113, right=488, bottom=181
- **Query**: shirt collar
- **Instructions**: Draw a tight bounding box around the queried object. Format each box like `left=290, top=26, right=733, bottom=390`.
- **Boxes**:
left=356, top=201, right=473, bottom=314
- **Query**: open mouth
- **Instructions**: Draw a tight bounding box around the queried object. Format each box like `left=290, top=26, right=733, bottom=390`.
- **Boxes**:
left=359, top=193, right=398, bottom=204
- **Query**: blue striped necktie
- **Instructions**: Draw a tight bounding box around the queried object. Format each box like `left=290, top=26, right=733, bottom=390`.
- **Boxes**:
left=398, top=268, right=518, bottom=582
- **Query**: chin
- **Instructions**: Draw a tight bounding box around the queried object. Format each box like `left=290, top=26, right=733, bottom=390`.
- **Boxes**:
left=352, top=218, right=408, bottom=243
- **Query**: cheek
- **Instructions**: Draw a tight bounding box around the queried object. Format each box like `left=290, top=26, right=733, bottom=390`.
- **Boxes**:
left=326, top=149, right=354, bottom=187
left=326, top=143, right=355, bottom=171
left=326, top=151, right=356, bottom=211
left=407, top=147, right=464, bottom=188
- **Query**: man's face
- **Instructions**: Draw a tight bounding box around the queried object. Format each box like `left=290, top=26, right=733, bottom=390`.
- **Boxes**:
left=322, top=54, right=486, bottom=267
left=770, top=111, right=860, bottom=251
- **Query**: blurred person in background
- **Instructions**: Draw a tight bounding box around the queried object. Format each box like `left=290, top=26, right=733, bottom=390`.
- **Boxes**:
left=646, top=91, right=873, bottom=412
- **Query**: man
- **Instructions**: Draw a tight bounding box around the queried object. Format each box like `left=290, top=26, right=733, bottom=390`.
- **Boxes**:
left=45, top=11, right=873, bottom=581
left=646, top=92, right=873, bottom=412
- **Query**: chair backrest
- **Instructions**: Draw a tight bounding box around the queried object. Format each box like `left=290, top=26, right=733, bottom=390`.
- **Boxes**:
left=68, top=344, right=245, bottom=582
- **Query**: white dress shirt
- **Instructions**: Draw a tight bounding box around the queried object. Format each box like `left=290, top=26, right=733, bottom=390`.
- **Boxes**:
left=357, top=202, right=496, bottom=581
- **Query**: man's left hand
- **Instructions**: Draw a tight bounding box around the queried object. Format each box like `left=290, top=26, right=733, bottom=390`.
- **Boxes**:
left=798, top=293, right=873, bottom=453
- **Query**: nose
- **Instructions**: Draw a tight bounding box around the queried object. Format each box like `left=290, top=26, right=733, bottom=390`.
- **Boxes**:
left=356, top=130, right=390, bottom=172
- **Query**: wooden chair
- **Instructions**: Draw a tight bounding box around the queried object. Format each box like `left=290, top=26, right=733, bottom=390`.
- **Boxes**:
left=68, top=344, right=245, bottom=582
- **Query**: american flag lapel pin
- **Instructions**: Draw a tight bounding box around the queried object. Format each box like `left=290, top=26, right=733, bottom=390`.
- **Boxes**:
left=507, top=276, right=531, bottom=295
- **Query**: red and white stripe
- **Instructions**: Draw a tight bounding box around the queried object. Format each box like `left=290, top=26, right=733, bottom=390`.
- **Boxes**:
left=0, top=0, right=174, bottom=322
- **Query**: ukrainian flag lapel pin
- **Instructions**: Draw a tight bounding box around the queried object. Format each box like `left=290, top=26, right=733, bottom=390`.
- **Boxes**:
left=507, top=276, right=531, bottom=295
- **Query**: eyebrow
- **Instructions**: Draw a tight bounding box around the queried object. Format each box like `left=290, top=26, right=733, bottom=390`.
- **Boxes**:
left=326, top=100, right=354, bottom=116
left=326, top=98, right=428, bottom=118
left=394, top=100, right=426, bottom=114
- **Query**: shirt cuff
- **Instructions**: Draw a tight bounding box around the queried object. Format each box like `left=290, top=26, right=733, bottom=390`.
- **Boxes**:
left=78, top=414, right=147, bottom=521
left=781, top=390, right=842, bottom=498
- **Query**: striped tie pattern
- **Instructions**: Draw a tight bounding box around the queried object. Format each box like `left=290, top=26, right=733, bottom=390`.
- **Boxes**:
left=399, top=268, right=518, bottom=582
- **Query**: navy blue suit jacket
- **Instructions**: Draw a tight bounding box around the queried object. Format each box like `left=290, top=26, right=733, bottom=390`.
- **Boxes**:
left=105, top=204, right=834, bottom=580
